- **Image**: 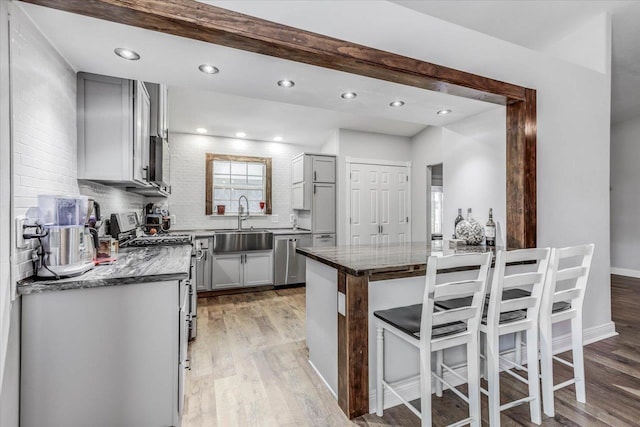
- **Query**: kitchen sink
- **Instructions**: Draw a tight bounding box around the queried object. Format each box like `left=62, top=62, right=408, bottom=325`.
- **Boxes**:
left=212, top=230, right=273, bottom=252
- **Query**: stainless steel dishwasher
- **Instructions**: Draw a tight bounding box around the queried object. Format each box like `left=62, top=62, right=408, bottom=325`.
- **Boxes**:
left=274, top=233, right=312, bottom=286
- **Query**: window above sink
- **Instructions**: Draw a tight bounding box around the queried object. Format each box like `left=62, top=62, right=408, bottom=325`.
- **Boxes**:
left=205, top=153, right=272, bottom=215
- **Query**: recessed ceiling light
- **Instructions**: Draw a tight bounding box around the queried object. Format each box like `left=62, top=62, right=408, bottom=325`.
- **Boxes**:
left=114, top=48, right=140, bottom=61
left=198, top=64, right=219, bottom=74
left=277, top=80, right=295, bottom=88
left=437, top=109, right=452, bottom=115
left=236, top=131, right=247, bottom=138
left=196, top=128, right=207, bottom=134
left=390, top=100, right=405, bottom=107
left=273, top=136, right=284, bottom=142
left=341, top=92, right=357, bottom=100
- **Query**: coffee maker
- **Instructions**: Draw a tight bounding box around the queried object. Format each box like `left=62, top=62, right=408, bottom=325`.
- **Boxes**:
left=34, top=195, right=97, bottom=278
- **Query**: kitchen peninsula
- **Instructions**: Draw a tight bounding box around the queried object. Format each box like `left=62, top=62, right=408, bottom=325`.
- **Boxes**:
left=297, top=241, right=497, bottom=419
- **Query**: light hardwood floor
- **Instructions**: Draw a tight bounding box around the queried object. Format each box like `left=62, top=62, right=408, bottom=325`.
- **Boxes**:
left=183, top=277, right=638, bottom=426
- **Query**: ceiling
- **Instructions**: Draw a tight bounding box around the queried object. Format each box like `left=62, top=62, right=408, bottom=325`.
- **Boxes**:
left=19, top=2, right=501, bottom=147
left=392, top=0, right=640, bottom=124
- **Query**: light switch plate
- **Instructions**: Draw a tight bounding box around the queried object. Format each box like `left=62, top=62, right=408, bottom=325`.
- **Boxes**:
left=15, top=216, right=28, bottom=249
left=338, top=292, right=346, bottom=316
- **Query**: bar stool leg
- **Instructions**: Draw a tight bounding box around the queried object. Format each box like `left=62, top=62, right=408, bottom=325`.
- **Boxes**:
left=420, top=346, right=432, bottom=427
left=436, top=350, right=443, bottom=397
left=467, top=337, right=481, bottom=427
left=376, top=325, right=384, bottom=416
left=486, top=331, right=501, bottom=427
left=539, top=321, right=555, bottom=417
left=526, top=328, right=542, bottom=424
left=515, top=331, right=522, bottom=368
left=572, top=314, right=586, bottom=403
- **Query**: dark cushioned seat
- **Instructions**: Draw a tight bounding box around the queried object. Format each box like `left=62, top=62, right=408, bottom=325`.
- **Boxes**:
left=373, top=304, right=467, bottom=339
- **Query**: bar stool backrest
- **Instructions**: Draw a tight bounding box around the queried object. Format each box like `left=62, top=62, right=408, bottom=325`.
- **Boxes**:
left=540, top=244, right=594, bottom=321
left=486, top=248, right=551, bottom=333
left=420, top=252, right=492, bottom=347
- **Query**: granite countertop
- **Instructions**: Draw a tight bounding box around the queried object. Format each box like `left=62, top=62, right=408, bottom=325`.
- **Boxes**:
left=296, top=241, right=500, bottom=276
left=173, top=228, right=311, bottom=237
left=18, top=245, right=192, bottom=295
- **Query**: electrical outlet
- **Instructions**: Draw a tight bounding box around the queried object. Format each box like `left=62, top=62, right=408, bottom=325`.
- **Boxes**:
left=289, top=213, right=295, bottom=223
left=16, top=216, right=28, bottom=249
left=270, top=214, right=279, bottom=223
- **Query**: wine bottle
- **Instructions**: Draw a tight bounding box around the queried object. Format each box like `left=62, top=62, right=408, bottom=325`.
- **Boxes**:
left=454, top=208, right=464, bottom=228
left=485, top=208, right=496, bottom=246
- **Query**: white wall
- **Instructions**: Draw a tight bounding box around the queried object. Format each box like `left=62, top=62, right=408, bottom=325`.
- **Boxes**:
left=336, top=129, right=412, bottom=244
left=410, top=126, right=443, bottom=241
left=611, top=115, right=640, bottom=276
left=166, top=132, right=308, bottom=230
left=221, top=2, right=614, bottom=335
left=319, top=129, right=338, bottom=154
left=539, top=13, right=611, bottom=75
left=442, top=107, right=506, bottom=244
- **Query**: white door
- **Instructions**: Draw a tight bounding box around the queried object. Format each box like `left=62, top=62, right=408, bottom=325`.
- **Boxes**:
left=244, top=252, right=273, bottom=287
left=212, top=254, right=242, bottom=289
left=380, top=165, right=409, bottom=244
left=349, top=163, right=410, bottom=245
left=349, top=163, right=380, bottom=245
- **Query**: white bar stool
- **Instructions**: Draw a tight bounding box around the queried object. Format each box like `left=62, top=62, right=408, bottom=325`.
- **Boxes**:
left=480, top=248, right=551, bottom=426
left=374, top=252, right=491, bottom=427
left=539, top=244, right=594, bottom=417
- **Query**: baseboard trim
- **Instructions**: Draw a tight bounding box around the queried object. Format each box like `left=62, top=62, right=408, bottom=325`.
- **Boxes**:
left=368, top=321, right=618, bottom=413
left=552, top=321, right=617, bottom=354
left=309, top=359, right=337, bottom=399
left=611, top=267, right=640, bottom=278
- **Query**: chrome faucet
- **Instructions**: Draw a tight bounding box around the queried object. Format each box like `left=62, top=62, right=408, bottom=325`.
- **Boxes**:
left=238, top=195, right=250, bottom=230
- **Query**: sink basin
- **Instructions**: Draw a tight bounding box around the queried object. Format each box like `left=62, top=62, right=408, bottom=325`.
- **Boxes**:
left=213, top=230, right=273, bottom=252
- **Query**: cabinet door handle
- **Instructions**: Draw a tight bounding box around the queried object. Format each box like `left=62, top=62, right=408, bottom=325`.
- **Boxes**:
left=314, top=184, right=316, bottom=194
left=314, top=171, right=317, bottom=181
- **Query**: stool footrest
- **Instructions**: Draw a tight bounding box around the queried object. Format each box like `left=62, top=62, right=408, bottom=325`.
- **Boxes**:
left=448, top=417, right=474, bottom=427
left=553, top=355, right=574, bottom=368
left=554, top=378, right=577, bottom=391
left=381, top=380, right=422, bottom=419
left=432, top=372, right=469, bottom=404
left=500, top=395, right=535, bottom=411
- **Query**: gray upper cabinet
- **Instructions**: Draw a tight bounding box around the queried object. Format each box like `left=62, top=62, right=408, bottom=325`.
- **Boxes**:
left=291, top=153, right=336, bottom=210
left=77, top=72, right=151, bottom=187
left=146, top=82, right=168, bottom=139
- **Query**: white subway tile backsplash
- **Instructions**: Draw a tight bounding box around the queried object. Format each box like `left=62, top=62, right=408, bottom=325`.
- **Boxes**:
left=10, top=7, right=143, bottom=280
left=167, top=133, right=307, bottom=231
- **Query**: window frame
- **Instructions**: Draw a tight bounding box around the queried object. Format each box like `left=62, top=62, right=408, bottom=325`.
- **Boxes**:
left=205, top=153, right=272, bottom=215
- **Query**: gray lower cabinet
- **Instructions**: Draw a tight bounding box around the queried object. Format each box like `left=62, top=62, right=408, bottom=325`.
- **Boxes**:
left=211, top=251, right=273, bottom=290
left=21, top=280, right=189, bottom=427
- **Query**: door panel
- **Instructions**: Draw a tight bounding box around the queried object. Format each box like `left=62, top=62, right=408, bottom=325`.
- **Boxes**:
left=312, top=183, right=336, bottom=234
left=244, top=252, right=273, bottom=286
left=312, top=156, right=336, bottom=183
left=349, top=163, right=379, bottom=244
left=212, top=254, right=242, bottom=289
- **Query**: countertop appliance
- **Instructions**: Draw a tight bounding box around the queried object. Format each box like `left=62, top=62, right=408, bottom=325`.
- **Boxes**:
left=274, top=232, right=312, bottom=286
left=29, top=195, right=96, bottom=278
